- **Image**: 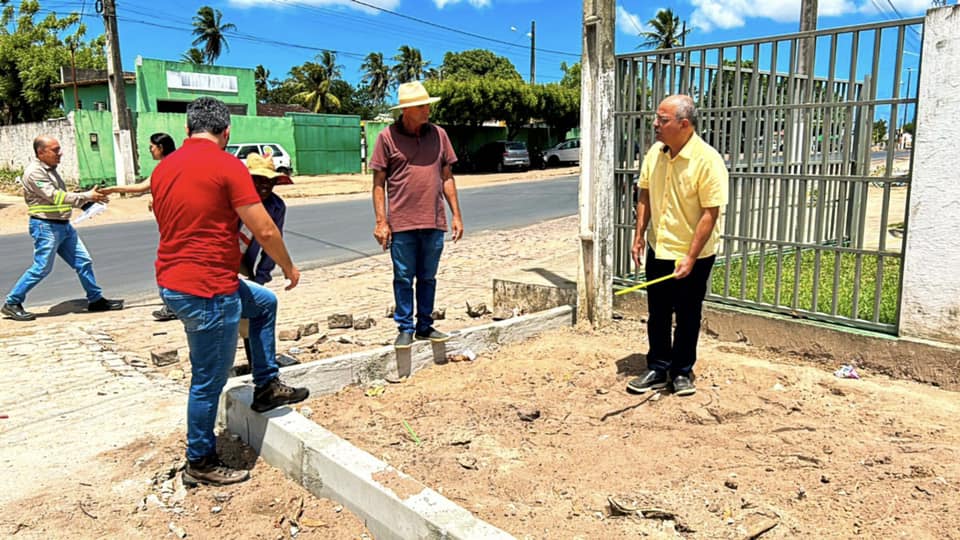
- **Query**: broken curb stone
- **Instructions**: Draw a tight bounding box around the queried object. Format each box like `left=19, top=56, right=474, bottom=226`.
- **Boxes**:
left=302, top=322, right=320, bottom=337
left=151, top=347, right=179, bottom=367
left=353, top=316, right=376, bottom=330
left=328, top=313, right=354, bottom=329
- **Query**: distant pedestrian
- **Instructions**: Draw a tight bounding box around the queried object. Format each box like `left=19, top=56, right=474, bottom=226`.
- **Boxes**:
left=627, top=94, right=728, bottom=397
left=2, top=136, right=123, bottom=321
left=101, top=132, right=178, bottom=321
left=151, top=97, right=308, bottom=487
left=370, top=81, right=464, bottom=349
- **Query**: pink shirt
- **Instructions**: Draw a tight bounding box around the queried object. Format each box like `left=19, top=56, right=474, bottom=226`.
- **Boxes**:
left=370, top=120, right=457, bottom=233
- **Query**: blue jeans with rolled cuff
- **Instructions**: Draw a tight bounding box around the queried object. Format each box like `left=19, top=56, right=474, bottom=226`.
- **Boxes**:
left=160, top=279, right=280, bottom=462
left=390, top=229, right=445, bottom=335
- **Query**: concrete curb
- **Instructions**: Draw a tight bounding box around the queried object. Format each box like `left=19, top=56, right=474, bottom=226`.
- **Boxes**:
left=222, top=305, right=574, bottom=539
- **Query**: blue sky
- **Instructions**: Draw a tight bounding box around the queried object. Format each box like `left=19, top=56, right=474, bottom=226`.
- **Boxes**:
left=45, top=0, right=931, bottom=92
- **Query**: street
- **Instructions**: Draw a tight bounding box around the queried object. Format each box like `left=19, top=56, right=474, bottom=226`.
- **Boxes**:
left=0, top=175, right=578, bottom=305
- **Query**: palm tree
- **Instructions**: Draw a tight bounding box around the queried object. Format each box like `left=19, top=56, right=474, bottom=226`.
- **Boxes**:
left=361, top=52, right=392, bottom=105
left=254, top=64, right=270, bottom=102
left=181, top=48, right=205, bottom=65
left=317, top=50, right=343, bottom=81
left=392, top=45, right=429, bottom=84
left=290, top=61, right=341, bottom=113
left=638, top=8, right=689, bottom=50
left=191, top=6, right=236, bottom=64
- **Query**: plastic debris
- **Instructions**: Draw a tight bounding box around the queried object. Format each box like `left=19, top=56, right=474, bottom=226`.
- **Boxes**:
left=833, top=365, right=860, bottom=379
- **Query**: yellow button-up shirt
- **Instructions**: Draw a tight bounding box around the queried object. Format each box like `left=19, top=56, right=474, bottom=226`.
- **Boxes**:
left=638, top=133, right=728, bottom=260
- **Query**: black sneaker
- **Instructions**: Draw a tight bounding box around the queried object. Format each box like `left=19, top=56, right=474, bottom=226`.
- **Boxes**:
left=626, top=369, right=668, bottom=394
left=1, top=302, right=36, bottom=321
left=88, top=297, right=124, bottom=312
left=182, top=454, right=250, bottom=487
left=251, top=377, right=309, bottom=413
left=672, top=375, right=696, bottom=396
left=414, top=327, right=450, bottom=342
left=152, top=306, right=177, bottom=321
left=394, top=332, right=414, bottom=349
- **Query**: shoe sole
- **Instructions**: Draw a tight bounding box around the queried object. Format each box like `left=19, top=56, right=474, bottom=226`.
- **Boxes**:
left=625, top=381, right=668, bottom=394
left=414, top=335, right=450, bottom=343
left=673, top=387, right=697, bottom=396
left=1, top=312, right=36, bottom=321
left=394, top=342, right=413, bottom=350
left=182, top=470, right=250, bottom=487
left=250, top=389, right=310, bottom=413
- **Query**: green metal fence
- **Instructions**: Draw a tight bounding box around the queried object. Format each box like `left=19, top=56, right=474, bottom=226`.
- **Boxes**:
left=288, top=113, right=361, bottom=174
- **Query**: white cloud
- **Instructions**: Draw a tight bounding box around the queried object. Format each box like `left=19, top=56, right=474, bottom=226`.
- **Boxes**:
left=433, top=0, right=491, bottom=8
left=687, top=0, right=931, bottom=32
left=228, top=0, right=401, bottom=13
left=616, top=5, right=645, bottom=36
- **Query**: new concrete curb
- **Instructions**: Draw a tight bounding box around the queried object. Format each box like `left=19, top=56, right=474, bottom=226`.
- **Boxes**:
left=222, top=305, right=574, bottom=539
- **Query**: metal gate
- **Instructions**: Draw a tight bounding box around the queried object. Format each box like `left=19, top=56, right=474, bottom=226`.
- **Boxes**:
left=613, top=18, right=922, bottom=333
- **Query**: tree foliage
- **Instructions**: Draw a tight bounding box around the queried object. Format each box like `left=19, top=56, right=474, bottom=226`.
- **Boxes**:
left=191, top=6, right=235, bottom=65
left=559, top=61, right=581, bottom=89
left=872, top=119, right=887, bottom=144
left=439, top=49, right=521, bottom=81
left=0, top=0, right=105, bottom=125
left=181, top=48, right=205, bottom=65
left=360, top=51, right=391, bottom=105
left=289, top=53, right=342, bottom=113
left=254, top=64, right=270, bottom=103
left=638, top=8, right=689, bottom=50
left=392, top=45, right=429, bottom=84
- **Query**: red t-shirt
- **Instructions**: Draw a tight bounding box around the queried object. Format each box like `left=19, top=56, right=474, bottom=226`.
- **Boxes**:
left=369, top=121, right=457, bottom=233
left=151, top=138, right=261, bottom=298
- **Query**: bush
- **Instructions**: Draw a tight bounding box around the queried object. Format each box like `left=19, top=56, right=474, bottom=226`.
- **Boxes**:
left=0, top=166, right=25, bottom=194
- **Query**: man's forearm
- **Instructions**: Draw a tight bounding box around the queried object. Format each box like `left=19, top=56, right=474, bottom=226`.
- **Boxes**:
left=635, top=189, right=651, bottom=238
left=372, top=173, right=388, bottom=224
left=255, top=228, right=294, bottom=273
left=686, top=208, right=719, bottom=259
left=442, top=177, right=462, bottom=218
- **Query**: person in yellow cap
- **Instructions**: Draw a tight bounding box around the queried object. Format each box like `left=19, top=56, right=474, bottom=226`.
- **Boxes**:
left=239, top=153, right=293, bottom=285
left=369, top=81, right=465, bottom=350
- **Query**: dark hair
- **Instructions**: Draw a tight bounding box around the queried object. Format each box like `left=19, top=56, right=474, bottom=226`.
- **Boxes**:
left=150, top=132, right=176, bottom=157
left=186, top=97, right=230, bottom=136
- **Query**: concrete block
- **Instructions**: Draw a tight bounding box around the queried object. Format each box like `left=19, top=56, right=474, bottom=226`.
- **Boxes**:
left=150, top=347, right=179, bottom=367
left=328, top=313, right=354, bottom=329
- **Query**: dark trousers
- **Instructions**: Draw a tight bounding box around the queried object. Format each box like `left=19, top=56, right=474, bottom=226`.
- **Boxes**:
left=645, top=249, right=715, bottom=377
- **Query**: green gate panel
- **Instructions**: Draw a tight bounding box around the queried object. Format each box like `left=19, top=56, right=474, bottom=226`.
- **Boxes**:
left=73, top=110, right=116, bottom=188
left=287, top=113, right=361, bottom=174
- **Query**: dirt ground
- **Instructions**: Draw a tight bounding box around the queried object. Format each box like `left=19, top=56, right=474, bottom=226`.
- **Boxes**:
left=307, top=322, right=960, bottom=539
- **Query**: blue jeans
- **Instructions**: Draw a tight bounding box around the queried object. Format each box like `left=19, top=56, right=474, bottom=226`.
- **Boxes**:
left=390, top=229, right=444, bottom=334
left=6, top=218, right=103, bottom=305
left=160, top=280, right=280, bottom=462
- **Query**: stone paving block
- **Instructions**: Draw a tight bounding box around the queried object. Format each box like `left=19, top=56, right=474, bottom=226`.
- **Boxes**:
left=327, top=313, right=353, bottom=329
left=151, top=348, right=179, bottom=367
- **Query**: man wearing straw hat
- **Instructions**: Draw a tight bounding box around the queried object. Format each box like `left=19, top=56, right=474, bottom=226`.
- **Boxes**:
left=370, top=81, right=464, bottom=349
left=626, top=94, right=728, bottom=397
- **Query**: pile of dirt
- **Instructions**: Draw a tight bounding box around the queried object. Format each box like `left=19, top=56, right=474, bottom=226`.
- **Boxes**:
left=306, top=321, right=959, bottom=538
left=1, top=433, right=369, bottom=539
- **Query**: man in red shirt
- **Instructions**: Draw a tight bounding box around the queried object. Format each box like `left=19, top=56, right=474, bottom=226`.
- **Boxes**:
left=370, top=81, right=464, bottom=349
left=151, top=97, right=308, bottom=486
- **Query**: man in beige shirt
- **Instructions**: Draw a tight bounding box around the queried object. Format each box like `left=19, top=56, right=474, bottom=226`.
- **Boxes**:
left=627, top=95, right=728, bottom=397
left=2, top=136, right=123, bottom=321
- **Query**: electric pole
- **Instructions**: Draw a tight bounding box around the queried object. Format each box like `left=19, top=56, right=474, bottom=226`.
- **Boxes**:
left=577, top=0, right=615, bottom=328
left=797, top=0, right=817, bottom=74
left=101, top=0, right=137, bottom=186
left=529, top=20, right=536, bottom=84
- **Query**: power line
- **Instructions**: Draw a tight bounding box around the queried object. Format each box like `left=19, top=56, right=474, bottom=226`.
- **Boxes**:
left=345, top=0, right=579, bottom=58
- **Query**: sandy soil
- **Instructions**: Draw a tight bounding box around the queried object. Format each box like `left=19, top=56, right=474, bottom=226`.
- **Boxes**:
left=0, top=166, right=578, bottom=234
left=306, top=322, right=960, bottom=539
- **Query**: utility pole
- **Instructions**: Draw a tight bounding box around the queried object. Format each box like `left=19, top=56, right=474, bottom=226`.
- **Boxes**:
left=69, top=43, right=80, bottom=111
left=902, top=67, right=915, bottom=131
left=797, top=0, right=817, bottom=74
left=529, top=20, right=536, bottom=84
left=577, top=0, right=615, bottom=328
left=101, top=0, right=137, bottom=186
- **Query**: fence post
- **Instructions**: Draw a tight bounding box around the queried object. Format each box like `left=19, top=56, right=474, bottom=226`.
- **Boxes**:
left=899, top=6, right=960, bottom=345
left=577, top=0, right=616, bottom=328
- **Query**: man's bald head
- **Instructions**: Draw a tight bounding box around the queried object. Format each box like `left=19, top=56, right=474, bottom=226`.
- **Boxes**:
left=33, top=135, right=62, bottom=167
left=660, top=95, right=697, bottom=130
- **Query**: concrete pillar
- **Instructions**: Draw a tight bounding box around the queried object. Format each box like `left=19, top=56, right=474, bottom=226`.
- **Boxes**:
left=576, top=0, right=616, bottom=328
left=899, top=6, right=960, bottom=345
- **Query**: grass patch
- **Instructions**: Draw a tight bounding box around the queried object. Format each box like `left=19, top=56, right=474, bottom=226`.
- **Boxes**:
left=711, top=249, right=901, bottom=325
left=0, top=166, right=24, bottom=194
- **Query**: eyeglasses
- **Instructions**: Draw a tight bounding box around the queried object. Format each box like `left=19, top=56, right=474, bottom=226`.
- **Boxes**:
left=655, top=115, right=674, bottom=125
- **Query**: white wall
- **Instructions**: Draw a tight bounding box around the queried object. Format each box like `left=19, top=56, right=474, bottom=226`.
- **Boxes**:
left=899, top=6, right=960, bottom=345
left=0, top=115, right=79, bottom=182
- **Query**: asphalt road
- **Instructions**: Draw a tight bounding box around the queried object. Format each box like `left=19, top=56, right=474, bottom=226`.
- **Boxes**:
left=0, top=175, right=578, bottom=306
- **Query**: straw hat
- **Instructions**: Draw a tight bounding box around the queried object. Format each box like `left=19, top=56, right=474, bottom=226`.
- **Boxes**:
left=245, top=153, right=292, bottom=185
left=389, top=81, right=441, bottom=110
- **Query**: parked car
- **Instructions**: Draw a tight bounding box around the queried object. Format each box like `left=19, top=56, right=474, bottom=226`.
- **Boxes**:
left=225, top=143, right=294, bottom=175
left=541, top=138, right=580, bottom=168
left=473, top=140, right=530, bottom=172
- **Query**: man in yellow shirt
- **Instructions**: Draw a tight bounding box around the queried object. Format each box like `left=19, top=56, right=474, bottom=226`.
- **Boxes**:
left=627, top=95, right=728, bottom=397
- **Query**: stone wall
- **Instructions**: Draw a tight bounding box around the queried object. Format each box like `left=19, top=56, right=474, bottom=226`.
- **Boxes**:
left=0, top=115, right=79, bottom=183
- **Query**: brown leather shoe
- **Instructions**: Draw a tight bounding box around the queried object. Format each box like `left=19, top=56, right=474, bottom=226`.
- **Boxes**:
left=88, top=297, right=124, bottom=312
left=182, top=455, right=250, bottom=487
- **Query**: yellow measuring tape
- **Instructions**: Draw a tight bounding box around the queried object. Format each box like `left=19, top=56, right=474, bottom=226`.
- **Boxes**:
left=614, top=272, right=677, bottom=296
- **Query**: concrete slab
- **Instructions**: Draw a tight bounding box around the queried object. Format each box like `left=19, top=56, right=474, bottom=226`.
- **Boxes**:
left=222, top=306, right=574, bottom=539
left=491, top=250, right=577, bottom=313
